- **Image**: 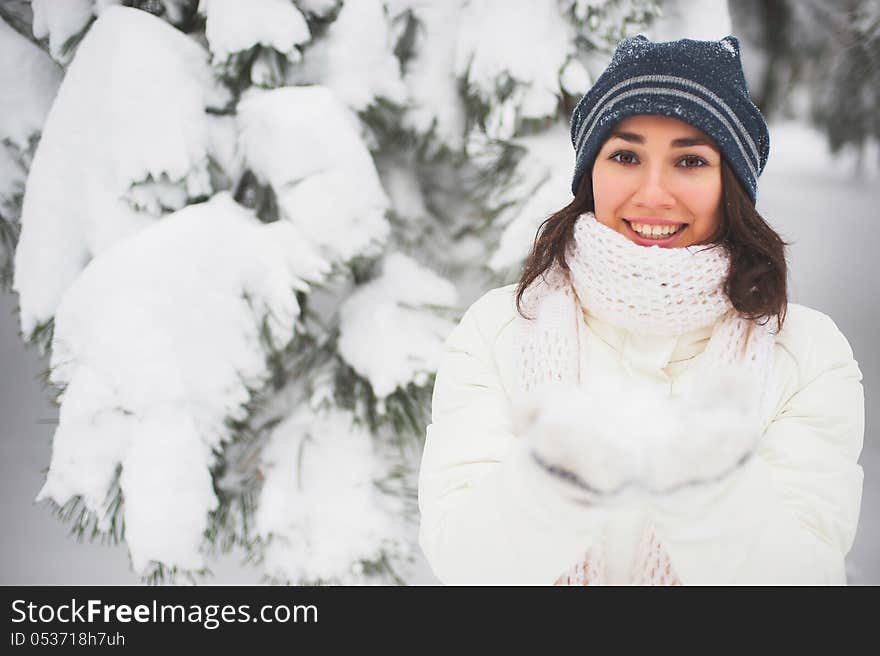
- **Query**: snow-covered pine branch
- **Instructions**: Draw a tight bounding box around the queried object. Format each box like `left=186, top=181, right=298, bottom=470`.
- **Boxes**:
left=0, top=16, right=61, bottom=290
left=4, top=0, right=666, bottom=584
left=13, top=7, right=220, bottom=348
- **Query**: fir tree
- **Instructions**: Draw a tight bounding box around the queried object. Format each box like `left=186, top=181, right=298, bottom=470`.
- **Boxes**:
left=729, top=0, right=880, bottom=165
left=3, top=0, right=661, bottom=584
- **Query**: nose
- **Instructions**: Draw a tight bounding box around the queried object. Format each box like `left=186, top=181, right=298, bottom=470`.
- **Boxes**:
left=631, top=165, right=675, bottom=209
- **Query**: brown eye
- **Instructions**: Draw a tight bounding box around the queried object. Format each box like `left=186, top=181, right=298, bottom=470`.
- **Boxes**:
left=610, top=151, right=638, bottom=165
left=678, top=155, right=707, bottom=168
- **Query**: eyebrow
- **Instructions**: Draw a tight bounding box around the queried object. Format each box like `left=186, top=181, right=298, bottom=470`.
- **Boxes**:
left=609, top=131, right=715, bottom=148
left=671, top=136, right=713, bottom=147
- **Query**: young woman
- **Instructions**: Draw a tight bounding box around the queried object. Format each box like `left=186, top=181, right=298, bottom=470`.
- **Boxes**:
left=417, top=35, right=865, bottom=585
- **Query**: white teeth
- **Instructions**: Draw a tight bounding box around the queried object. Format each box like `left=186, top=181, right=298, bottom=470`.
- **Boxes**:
left=630, top=222, right=683, bottom=238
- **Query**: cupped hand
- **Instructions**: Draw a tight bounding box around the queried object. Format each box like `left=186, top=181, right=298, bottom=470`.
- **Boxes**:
left=511, top=366, right=763, bottom=497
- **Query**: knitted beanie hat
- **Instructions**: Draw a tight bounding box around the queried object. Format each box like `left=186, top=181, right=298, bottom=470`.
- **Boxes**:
left=570, top=35, right=770, bottom=203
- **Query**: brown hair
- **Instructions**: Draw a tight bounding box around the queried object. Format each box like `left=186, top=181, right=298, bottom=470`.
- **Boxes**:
left=515, top=159, right=788, bottom=332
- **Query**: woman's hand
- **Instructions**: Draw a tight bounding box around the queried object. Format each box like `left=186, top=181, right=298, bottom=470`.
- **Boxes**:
left=512, top=382, right=643, bottom=495
left=511, top=366, right=764, bottom=497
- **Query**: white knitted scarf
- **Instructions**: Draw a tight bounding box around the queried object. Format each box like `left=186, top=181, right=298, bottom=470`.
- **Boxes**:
left=515, top=212, right=777, bottom=585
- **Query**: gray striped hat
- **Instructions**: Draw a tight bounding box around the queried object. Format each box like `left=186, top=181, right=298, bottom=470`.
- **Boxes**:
left=570, top=35, right=769, bottom=203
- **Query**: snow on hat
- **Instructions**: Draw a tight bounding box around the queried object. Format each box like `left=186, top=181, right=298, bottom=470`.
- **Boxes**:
left=570, top=35, right=770, bottom=204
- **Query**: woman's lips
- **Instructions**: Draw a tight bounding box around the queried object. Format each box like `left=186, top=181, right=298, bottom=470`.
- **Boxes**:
left=623, top=219, right=687, bottom=247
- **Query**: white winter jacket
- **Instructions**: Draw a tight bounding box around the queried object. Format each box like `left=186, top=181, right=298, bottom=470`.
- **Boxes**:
left=417, top=283, right=865, bottom=585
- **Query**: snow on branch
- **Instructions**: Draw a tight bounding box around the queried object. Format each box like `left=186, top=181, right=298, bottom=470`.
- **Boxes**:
left=200, top=0, right=310, bottom=64
left=13, top=6, right=220, bottom=337
left=387, top=0, right=467, bottom=152
left=0, top=15, right=61, bottom=285
left=288, top=0, right=407, bottom=112
left=199, top=0, right=310, bottom=85
left=0, top=17, right=61, bottom=150
left=36, top=192, right=327, bottom=575
left=256, top=404, right=408, bottom=584
left=489, top=123, right=573, bottom=273
left=455, top=0, right=582, bottom=142
left=31, top=0, right=94, bottom=64
left=237, top=85, right=391, bottom=263
left=338, top=252, right=458, bottom=401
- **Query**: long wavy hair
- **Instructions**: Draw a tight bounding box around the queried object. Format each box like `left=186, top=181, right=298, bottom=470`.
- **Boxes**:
left=515, top=159, right=789, bottom=332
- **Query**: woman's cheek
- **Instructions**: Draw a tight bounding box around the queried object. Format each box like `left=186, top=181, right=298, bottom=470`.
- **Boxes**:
left=592, top=166, right=631, bottom=217
left=687, top=197, right=724, bottom=243
left=679, top=174, right=722, bottom=217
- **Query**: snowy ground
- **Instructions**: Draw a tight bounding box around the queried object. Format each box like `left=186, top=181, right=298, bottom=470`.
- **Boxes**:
left=1, top=120, right=877, bottom=585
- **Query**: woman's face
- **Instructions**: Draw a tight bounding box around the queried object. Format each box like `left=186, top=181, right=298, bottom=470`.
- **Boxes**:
left=591, top=115, right=723, bottom=248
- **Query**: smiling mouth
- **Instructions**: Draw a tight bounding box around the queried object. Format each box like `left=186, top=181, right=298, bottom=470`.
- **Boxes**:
left=623, top=219, right=687, bottom=243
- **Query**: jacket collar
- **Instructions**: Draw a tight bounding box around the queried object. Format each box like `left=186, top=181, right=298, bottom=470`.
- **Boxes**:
left=581, top=308, right=714, bottom=375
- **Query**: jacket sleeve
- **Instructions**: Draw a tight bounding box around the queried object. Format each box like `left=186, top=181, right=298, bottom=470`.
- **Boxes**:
left=417, top=290, right=607, bottom=584
left=650, top=310, right=865, bottom=584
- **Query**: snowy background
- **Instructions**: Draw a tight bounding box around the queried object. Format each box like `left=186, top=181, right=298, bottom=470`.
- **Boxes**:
left=1, top=0, right=877, bottom=584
